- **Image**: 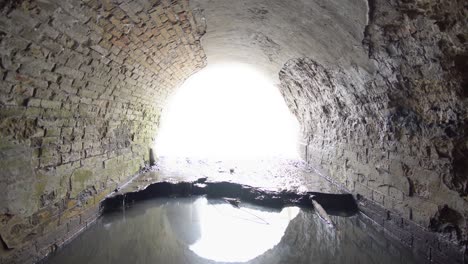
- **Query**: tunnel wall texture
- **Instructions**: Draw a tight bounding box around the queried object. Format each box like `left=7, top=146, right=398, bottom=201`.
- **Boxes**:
left=0, top=0, right=205, bottom=262
left=280, top=0, right=467, bottom=262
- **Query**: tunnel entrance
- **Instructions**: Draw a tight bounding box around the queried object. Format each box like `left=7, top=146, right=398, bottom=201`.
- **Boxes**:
left=155, top=63, right=299, bottom=160
left=1, top=0, right=465, bottom=262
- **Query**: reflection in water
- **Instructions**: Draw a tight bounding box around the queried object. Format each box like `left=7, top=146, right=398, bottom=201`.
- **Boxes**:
left=45, top=197, right=425, bottom=264
left=189, top=198, right=299, bottom=262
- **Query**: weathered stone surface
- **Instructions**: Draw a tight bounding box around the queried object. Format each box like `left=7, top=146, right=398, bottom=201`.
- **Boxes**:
left=279, top=0, right=467, bottom=262
left=0, top=0, right=206, bottom=263
left=0, top=0, right=466, bottom=263
left=191, top=0, right=371, bottom=82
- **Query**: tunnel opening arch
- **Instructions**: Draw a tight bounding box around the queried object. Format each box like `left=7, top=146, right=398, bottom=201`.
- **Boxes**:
left=154, top=61, right=301, bottom=160
left=0, top=0, right=466, bottom=263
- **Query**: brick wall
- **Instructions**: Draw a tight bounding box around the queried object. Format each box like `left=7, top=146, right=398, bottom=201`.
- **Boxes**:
left=279, top=0, right=467, bottom=262
left=0, top=0, right=206, bottom=262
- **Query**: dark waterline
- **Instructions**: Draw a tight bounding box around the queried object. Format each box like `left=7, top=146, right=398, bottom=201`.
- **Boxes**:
left=45, top=197, right=425, bottom=264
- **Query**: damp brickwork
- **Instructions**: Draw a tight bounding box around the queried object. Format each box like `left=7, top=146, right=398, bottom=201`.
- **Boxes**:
left=0, top=0, right=206, bottom=263
left=279, top=0, right=467, bottom=262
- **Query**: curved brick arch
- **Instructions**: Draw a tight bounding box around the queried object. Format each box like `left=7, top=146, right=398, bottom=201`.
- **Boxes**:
left=0, top=0, right=206, bottom=261
left=0, top=0, right=466, bottom=263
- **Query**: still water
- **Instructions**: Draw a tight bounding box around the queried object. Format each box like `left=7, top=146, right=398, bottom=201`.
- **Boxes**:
left=46, top=197, right=425, bottom=264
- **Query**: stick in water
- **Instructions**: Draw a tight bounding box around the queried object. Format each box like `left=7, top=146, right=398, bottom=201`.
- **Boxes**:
left=310, top=195, right=335, bottom=228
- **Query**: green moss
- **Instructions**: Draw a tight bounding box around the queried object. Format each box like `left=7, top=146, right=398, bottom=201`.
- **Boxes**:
left=35, top=180, right=47, bottom=196
left=73, top=169, right=93, bottom=183
left=0, top=107, right=25, bottom=118
left=24, top=107, right=43, bottom=117
left=0, top=138, right=15, bottom=150
left=70, top=169, right=94, bottom=197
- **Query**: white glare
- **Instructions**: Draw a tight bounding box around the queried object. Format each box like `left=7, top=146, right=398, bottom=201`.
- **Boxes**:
left=189, top=198, right=300, bottom=262
left=155, top=63, right=299, bottom=159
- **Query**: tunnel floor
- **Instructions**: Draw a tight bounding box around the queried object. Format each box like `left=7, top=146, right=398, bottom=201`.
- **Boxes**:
left=117, top=157, right=339, bottom=194
left=42, top=158, right=428, bottom=264
left=44, top=197, right=426, bottom=264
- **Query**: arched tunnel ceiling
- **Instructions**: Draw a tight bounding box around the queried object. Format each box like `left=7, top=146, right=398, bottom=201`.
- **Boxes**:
left=0, top=0, right=466, bottom=263
left=190, top=0, right=374, bottom=80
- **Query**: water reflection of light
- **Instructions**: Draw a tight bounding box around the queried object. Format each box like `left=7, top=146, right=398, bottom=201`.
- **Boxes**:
left=189, top=198, right=300, bottom=262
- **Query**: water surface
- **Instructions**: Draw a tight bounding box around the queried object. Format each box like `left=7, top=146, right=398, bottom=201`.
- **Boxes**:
left=46, top=197, right=425, bottom=264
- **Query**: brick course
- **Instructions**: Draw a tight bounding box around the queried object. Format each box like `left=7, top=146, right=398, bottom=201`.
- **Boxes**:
left=0, top=0, right=206, bottom=263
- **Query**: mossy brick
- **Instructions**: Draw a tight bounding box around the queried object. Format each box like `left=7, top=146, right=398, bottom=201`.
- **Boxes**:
left=61, top=127, right=73, bottom=138
left=81, top=155, right=105, bottom=168
left=25, top=107, right=43, bottom=117
left=58, top=144, right=71, bottom=153
left=85, top=148, right=102, bottom=157
left=61, top=151, right=81, bottom=163
left=40, top=146, right=59, bottom=158
left=71, top=141, right=83, bottom=151
left=54, top=66, right=85, bottom=80
left=26, top=97, right=41, bottom=108
left=70, top=169, right=93, bottom=198
left=0, top=0, right=207, bottom=261
left=83, top=140, right=98, bottom=149
left=40, top=100, right=62, bottom=109
left=103, top=157, right=119, bottom=169
left=37, top=118, right=65, bottom=128
left=45, top=127, right=61, bottom=137
left=41, top=137, right=60, bottom=146
left=43, top=109, right=74, bottom=118
left=40, top=154, right=61, bottom=167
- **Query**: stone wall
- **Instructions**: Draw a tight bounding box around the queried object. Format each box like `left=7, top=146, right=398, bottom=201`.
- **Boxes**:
left=0, top=0, right=206, bottom=263
left=279, top=0, right=467, bottom=262
left=251, top=212, right=424, bottom=264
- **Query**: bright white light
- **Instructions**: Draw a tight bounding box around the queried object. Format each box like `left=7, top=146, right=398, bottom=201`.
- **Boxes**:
left=155, top=63, right=299, bottom=159
left=189, top=198, right=300, bottom=262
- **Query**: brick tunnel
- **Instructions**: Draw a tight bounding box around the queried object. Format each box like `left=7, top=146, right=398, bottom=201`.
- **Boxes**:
left=0, top=0, right=467, bottom=263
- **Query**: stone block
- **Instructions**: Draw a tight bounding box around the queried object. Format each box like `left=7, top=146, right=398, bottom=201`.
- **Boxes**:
left=61, top=127, right=73, bottom=139
left=40, top=100, right=62, bottom=110
left=388, top=186, right=405, bottom=201
left=54, top=66, right=85, bottom=80
left=71, top=141, right=83, bottom=152
left=58, top=144, right=71, bottom=153
left=355, top=182, right=373, bottom=198
left=0, top=0, right=207, bottom=262
left=373, top=190, right=385, bottom=205
left=103, top=157, right=119, bottom=169
left=70, top=169, right=94, bottom=198
left=8, top=9, right=40, bottom=29
left=81, top=155, right=105, bottom=168
left=45, top=127, right=61, bottom=137
left=61, top=152, right=81, bottom=164
left=41, top=137, right=60, bottom=146
left=382, top=173, right=411, bottom=196
left=90, top=45, right=109, bottom=56
left=27, top=98, right=41, bottom=107
left=40, top=155, right=61, bottom=167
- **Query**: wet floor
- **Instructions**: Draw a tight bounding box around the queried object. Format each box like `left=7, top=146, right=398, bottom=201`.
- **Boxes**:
left=115, top=157, right=340, bottom=197
left=45, top=197, right=425, bottom=264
